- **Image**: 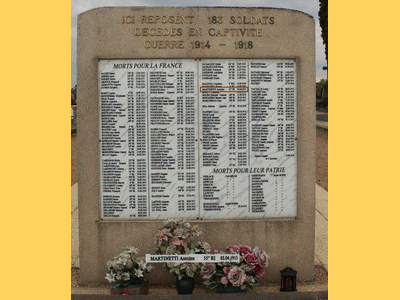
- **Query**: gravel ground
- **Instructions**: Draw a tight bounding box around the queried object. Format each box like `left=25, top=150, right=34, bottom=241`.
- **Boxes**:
left=71, top=266, right=327, bottom=288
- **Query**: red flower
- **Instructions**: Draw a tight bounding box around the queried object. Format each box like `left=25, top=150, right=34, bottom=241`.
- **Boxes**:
left=223, top=267, right=231, bottom=275
left=171, top=237, right=187, bottom=250
left=254, top=265, right=265, bottom=278
left=238, top=245, right=251, bottom=254
left=244, top=252, right=259, bottom=266
left=227, top=266, right=246, bottom=287
left=225, top=245, right=240, bottom=253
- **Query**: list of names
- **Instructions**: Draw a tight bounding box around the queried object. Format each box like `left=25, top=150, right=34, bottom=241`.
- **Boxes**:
left=99, top=59, right=297, bottom=219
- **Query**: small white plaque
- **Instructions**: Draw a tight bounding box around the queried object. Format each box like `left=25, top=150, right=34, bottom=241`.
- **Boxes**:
left=145, top=254, right=240, bottom=263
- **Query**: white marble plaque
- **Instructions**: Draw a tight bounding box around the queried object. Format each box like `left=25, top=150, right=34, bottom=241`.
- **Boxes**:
left=99, top=59, right=297, bottom=220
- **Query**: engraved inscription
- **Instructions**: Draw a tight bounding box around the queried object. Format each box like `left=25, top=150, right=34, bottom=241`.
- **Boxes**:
left=99, top=59, right=297, bottom=220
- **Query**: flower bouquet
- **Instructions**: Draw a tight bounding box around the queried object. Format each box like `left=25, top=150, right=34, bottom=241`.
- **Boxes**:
left=200, top=244, right=270, bottom=293
left=105, top=246, right=154, bottom=288
left=154, top=217, right=211, bottom=280
left=154, top=218, right=211, bottom=294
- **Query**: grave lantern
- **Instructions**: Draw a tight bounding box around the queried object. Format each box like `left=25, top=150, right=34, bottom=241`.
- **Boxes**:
left=280, top=267, right=297, bottom=292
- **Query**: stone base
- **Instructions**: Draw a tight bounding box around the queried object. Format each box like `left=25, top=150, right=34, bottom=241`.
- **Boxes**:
left=110, top=280, right=149, bottom=295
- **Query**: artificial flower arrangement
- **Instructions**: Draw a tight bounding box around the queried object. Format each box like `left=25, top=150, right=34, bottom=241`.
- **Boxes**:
left=200, top=244, right=270, bottom=291
left=154, top=217, right=212, bottom=280
left=105, top=246, right=154, bottom=288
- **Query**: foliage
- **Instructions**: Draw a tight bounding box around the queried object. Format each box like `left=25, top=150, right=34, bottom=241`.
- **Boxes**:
left=319, top=0, right=328, bottom=63
left=200, top=245, right=270, bottom=290
left=154, top=217, right=211, bottom=280
left=105, top=246, right=154, bottom=288
left=317, top=79, right=326, bottom=94
left=71, top=85, right=77, bottom=105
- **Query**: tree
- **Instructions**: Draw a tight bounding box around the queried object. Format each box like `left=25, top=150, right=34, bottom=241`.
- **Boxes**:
left=316, top=79, right=326, bottom=94
left=316, top=79, right=326, bottom=99
left=71, top=85, right=77, bottom=105
left=319, top=0, right=328, bottom=66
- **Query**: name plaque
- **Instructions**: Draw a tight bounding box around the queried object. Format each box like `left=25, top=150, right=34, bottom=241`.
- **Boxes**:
left=99, top=58, right=297, bottom=219
left=145, top=254, right=240, bottom=263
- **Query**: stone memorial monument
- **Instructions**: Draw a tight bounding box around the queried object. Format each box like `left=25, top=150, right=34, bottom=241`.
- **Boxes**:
left=77, top=6, right=315, bottom=284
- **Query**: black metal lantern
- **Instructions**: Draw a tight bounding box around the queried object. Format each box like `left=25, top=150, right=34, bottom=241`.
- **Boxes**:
left=280, top=267, right=297, bottom=292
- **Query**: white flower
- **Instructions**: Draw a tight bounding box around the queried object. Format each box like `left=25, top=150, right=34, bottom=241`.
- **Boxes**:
left=155, top=228, right=172, bottom=246
left=197, top=241, right=211, bottom=253
left=115, top=258, right=127, bottom=270
left=126, top=259, right=133, bottom=269
left=189, top=224, right=203, bottom=236
left=119, top=253, right=130, bottom=260
left=106, top=245, right=153, bottom=285
left=137, top=257, right=146, bottom=269
left=146, top=265, right=155, bottom=272
left=163, top=217, right=185, bottom=228
left=166, top=245, right=178, bottom=254
left=105, top=272, right=116, bottom=283
left=174, top=228, right=188, bottom=239
left=134, top=268, right=144, bottom=277
left=113, top=260, right=124, bottom=271
left=106, top=260, right=114, bottom=270
left=121, top=272, right=130, bottom=281
left=245, top=275, right=255, bottom=285
left=166, top=262, right=180, bottom=268
left=243, top=264, right=255, bottom=272
left=180, top=263, right=198, bottom=272
left=124, top=246, right=138, bottom=254
left=163, top=218, right=177, bottom=228
left=253, top=247, right=270, bottom=267
left=163, top=218, right=174, bottom=227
